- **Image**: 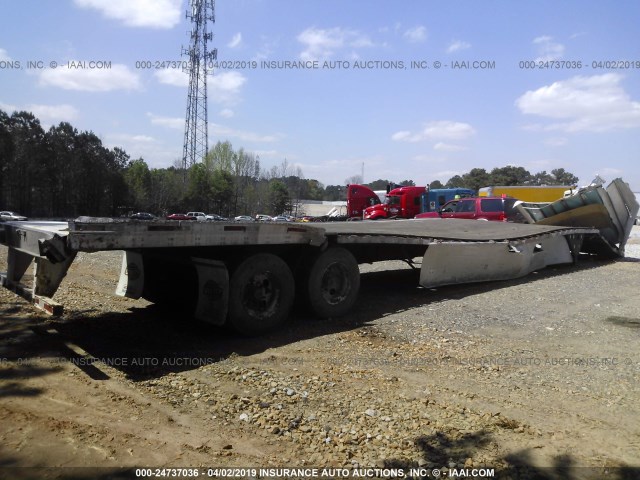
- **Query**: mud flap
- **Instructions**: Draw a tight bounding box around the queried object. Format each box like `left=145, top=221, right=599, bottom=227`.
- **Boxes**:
left=420, top=234, right=573, bottom=288
left=116, top=250, right=145, bottom=299
left=34, top=254, right=77, bottom=297
left=192, top=258, right=229, bottom=326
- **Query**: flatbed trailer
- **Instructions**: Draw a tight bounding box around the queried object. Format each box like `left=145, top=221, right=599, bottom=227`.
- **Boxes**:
left=0, top=217, right=607, bottom=334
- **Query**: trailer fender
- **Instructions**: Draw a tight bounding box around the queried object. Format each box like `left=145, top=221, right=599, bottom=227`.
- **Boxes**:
left=116, top=250, right=144, bottom=299
left=228, top=253, right=295, bottom=335
left=420, top=234, right=573, bottom=288
left=192, top=258, right=229, bottom=326
left=304, top=247, right=360, bottom=319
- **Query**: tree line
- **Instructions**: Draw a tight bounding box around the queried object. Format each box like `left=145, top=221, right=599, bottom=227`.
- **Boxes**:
left=0, top=109, right=579, bottom=218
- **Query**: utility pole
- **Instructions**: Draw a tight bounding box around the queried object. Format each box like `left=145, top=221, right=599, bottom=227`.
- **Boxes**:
left=182, top=0, right=217, bottom=177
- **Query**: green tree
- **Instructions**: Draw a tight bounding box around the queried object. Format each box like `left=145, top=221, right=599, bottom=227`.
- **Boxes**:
left=205, top=140, right=236, bottom=172
left=269, top=179, right=291, bottom=215
left=323, top=185, right=344, bottom=201
left=149, top=167, right=183, bottom=215
left=305, top=179, right=325, bottom=200
left=0, top=110, right=15, bottom=209
left=489, top=166, right=532, bottom=185
left=550, top=168, right=579, bottom=186
left=461, top=168, right=490, bottom=192
left=47, top=122, right=80, bottom=216
left=367, top=179, right=393, bottom=190
left=5, top=111, right=48, bottom=215
left=210, top=169, right=234, bottom=216
left=445, top=175, right=466, bottom=188
left=185, top=162, right=212, bottom=211
left=530, top=170, right=554, bottom=186
left=429, top=180, right=444, bottom=189
left=124, top=158, right=151, bottom=211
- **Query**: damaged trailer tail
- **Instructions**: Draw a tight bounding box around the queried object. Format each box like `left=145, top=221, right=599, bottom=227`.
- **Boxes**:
left=516, top=178, right=639, bottom=257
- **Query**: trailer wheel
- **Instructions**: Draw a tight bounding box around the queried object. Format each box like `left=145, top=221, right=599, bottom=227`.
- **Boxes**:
left=305, top=247, right=360, bottom=318
left=228, top=253, right=295, bottom=335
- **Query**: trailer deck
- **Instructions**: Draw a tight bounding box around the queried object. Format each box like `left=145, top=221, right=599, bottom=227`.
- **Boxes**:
left=1, top=217, right=599, bottom=253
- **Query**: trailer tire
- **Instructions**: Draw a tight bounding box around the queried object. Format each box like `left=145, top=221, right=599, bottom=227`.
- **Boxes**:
left=228, top=253, right=295, bottom=335
left=305, top=247, right=360, bottom=318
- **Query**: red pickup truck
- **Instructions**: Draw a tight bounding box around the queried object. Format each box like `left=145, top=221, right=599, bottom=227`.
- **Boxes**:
left=415, top=196, right=519, bottom=221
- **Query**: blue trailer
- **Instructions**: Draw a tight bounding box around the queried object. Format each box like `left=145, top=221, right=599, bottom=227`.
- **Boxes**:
left=421, top=188, right=475, bottom=213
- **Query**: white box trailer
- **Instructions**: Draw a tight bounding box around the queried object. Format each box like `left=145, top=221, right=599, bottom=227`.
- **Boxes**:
left=1, top=217, right=608, bottom=335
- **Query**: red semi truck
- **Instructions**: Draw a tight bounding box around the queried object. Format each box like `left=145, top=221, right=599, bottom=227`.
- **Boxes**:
left=346, top=184, right=382, bottom=218
left=361, top=185, right=475, bottom=220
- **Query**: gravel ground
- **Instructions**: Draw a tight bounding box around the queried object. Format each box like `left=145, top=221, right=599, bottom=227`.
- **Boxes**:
left=0, top=226, right=639, bottom=479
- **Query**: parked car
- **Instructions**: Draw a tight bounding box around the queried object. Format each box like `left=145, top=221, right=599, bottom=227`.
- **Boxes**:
left=130, top=212, right=156, bottom=220
left=255, top=214, right=272, bottom=222
left=234, top=215, right=254, bottom=222
left=186, top=211, right=206, bottom=222
left=206, top=214, right=228, bottom=221
left=415, top=196, right=520, bottom=222
left=272, top=215, right=292, bottom=222
left=0, top=211, right=28, bottom=221
left=166, top=213, right=196, bottom=221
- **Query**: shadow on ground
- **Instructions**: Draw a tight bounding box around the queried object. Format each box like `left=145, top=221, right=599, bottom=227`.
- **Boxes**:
left=0, top=256, right=616, bottom=384
left=381, top=429, right=640, bottom=480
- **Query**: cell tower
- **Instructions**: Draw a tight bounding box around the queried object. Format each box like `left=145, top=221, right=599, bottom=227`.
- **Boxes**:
left=182, top=0, right=217, bottom=173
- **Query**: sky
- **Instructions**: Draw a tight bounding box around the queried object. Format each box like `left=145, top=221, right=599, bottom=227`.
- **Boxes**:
left=1, top=0, right=639, bottom=191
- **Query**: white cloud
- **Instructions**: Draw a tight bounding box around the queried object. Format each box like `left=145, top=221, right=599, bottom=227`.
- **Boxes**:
left=219, top=108, right=234, bottom=118
left=297, top=27, right=373, bottom=61
left=533, top=35, right=565, bottom=62
left=228, top=33, right=243, bottom=49
left=0, top=48, right=11, bottom=61
left=0, top=101, right=16, bottom=112
left=73, top=0, right=182, bottom=29
left=1, top=101, right=79, bottom=125
left=433, top=142, right=468, bottom=152
left=154, top=69, right=247, bottom=104
left=392, top=120, right=476, bottom=142
left=209, top=71, right=247, bottom=104
left=105, top=132, right=179, bottom=168
left=154, top=70, right=247, bottom=105
left=147, top=113, right=183, bottom=129
left=28, top=104, right=79, bottom=123
left=154, top=69, right=189, bottom=87
left=516, top=73, right=640, bottom=132
left=147, top=112, right=279, bottom=143
left=403, top=26, right=427, bottom=43
left=446, top=40, right=471, bottom=54
left=253, top=36, right=277, bottom=61
left=39, top=64, right=141, bottom=92
left=391, top=131, right=412, bottom=142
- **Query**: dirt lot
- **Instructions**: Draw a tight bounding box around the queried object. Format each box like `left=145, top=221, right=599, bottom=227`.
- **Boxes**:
left=1, top=229, right=640, bottom=479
